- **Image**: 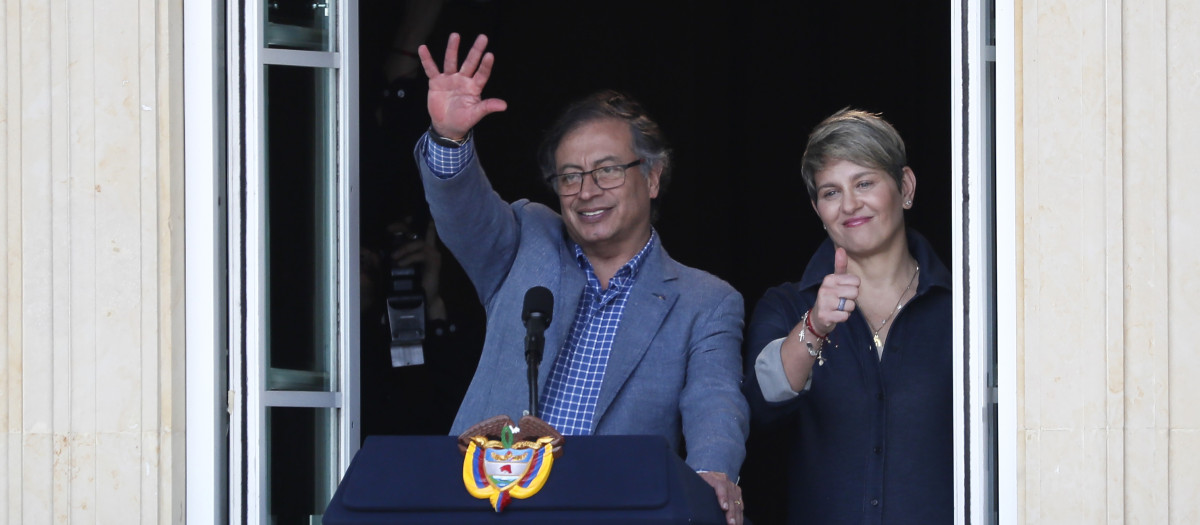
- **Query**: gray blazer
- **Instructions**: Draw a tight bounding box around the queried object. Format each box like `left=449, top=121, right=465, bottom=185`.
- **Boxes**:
left=416, top=144, right=749, bottom=476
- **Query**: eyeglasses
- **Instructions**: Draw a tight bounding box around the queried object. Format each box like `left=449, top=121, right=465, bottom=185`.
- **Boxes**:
left=546, top=159, right=643, bottom=196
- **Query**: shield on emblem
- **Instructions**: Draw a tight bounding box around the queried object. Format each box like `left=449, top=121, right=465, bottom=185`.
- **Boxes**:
left=482, top=448, right=533, bottom=489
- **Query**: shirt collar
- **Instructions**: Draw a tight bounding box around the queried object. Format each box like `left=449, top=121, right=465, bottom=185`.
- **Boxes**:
left=573, top=229, right=658, bottom=287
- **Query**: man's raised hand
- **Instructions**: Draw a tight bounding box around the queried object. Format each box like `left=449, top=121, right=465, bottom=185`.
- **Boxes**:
left=418, top=33, right=508, bottom=140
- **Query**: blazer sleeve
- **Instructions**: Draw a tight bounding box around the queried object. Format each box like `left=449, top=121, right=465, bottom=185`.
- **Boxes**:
left=414, top=143, right=520, bottom=304
left=678, top=286, right=750, bottom=477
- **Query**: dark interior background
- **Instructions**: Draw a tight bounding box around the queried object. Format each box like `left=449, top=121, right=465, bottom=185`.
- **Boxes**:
left=358, top=1, right=950, bottom=522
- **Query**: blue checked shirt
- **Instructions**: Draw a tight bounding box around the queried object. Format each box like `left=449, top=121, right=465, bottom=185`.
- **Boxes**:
left=538, top=233, right=655, bottom=435
left=421, top=132, right=654, bottom=435
left=421, top=131, right=475, bottom=179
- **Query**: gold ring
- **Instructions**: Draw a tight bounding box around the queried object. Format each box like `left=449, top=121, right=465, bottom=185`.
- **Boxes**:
left=735, top=500, right=743, bottom=507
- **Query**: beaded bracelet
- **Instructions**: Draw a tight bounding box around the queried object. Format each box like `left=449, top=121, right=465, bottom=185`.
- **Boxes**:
left=799, top=309, right=827, bottom=366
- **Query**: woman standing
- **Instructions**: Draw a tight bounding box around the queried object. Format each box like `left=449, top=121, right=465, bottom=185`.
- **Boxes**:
left=743, top=108, right=952, bottom=523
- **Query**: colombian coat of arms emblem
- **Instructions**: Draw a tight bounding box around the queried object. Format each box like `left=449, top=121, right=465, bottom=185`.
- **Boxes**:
left=458, top=414, right=565, bottom=512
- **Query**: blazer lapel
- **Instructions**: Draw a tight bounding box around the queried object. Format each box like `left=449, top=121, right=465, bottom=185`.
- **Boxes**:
left=538, top=243, right=587, bottom=390
left=590, top=244, right=678, bottom=429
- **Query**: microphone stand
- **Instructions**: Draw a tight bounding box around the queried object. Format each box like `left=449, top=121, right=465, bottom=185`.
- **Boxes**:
left=528, top=356, right=540, bottom=418
left=525, top=314, right=546, bottom=418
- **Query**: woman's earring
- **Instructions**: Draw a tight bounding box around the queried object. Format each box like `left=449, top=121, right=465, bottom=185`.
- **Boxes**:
left=904, top=200, right=913, bottom=209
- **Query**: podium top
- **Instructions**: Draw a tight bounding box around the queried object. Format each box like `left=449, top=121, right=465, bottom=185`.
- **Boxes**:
left=341, top=435, right=672, bottom=512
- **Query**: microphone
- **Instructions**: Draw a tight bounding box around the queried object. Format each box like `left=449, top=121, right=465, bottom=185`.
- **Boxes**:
left=522, top=286, right=553, bottom=417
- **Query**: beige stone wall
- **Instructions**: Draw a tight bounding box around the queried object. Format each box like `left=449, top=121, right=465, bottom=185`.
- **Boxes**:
left=1018, top=0, right=1199, bottom=522
left=0, top=0, right=184, bottom=522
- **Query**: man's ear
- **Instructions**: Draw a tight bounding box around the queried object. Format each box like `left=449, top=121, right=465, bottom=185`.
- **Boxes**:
left=646, top=162, right=663, bottom=199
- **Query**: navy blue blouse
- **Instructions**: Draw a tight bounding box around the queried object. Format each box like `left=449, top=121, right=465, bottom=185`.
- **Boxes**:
left=743, top=230, right=953, bottom=525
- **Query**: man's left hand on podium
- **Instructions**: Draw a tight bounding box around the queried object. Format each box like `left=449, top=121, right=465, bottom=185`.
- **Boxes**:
left=698, top=471, right=743, bottom=525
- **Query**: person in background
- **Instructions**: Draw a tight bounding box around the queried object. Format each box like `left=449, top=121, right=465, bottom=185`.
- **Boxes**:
left=743, top=108, right=952, bottom=524
left=358, top=213, right=485, bottom=437
left=412, top=33, right=749, bottom=525
left=357, top=0, right=491, bottom=440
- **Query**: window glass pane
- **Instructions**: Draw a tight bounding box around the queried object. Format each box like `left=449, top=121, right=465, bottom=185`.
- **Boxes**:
left=265, top=0, right=336, bottom=51
left=265, top=64, right=337, bottom=392
left=987, top=0, right=996, bottom=46
left=266, top=406, right=337, bottom=523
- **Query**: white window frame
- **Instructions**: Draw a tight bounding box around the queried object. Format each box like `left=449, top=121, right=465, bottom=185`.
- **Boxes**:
left=184, top=0, right=228, bottom=522
left=185, top=0, right=361, bottom=522
left=994, top=0, right=1017, bottom=520
left=240, top=0, right=361, bottom=522
left=951, top=0, right=1016, bottom=523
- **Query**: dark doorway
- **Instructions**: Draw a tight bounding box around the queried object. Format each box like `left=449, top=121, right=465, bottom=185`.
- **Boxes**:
left=358, top=1, right=951, bottom=522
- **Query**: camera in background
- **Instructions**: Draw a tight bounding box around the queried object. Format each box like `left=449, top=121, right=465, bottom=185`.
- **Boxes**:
left=386, top=230, right=425, bottom=367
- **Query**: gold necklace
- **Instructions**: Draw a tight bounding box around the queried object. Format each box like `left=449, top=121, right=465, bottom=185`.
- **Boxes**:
left=871, top=263, right=920, bottom=350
